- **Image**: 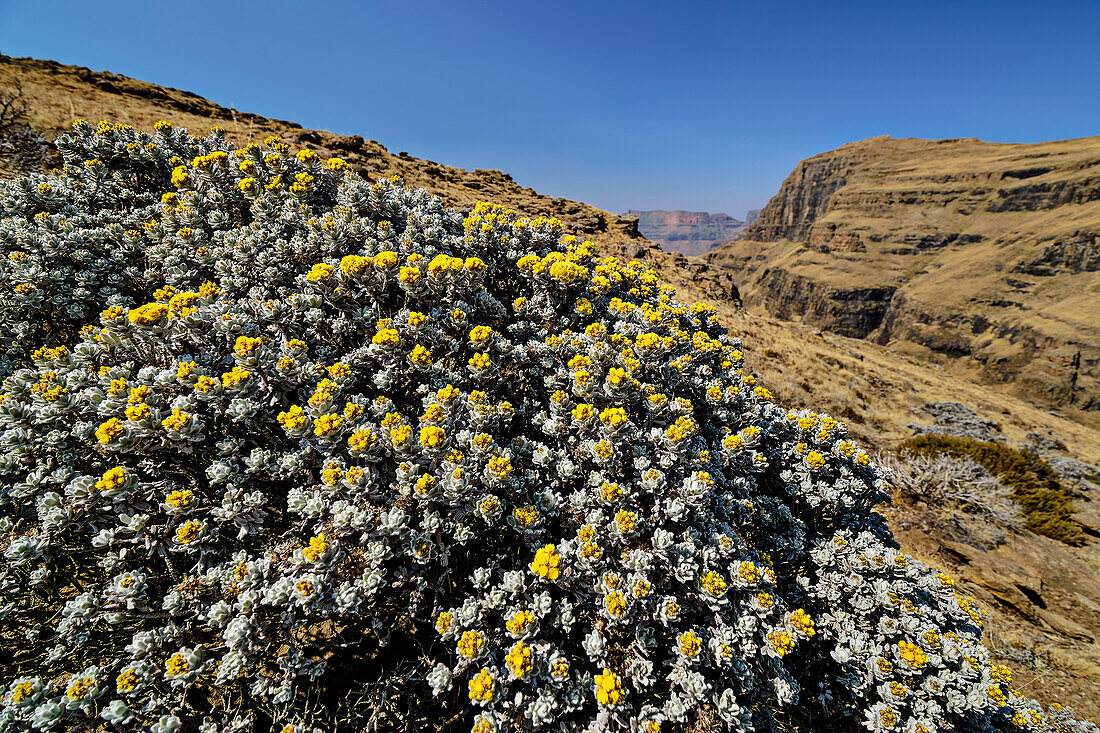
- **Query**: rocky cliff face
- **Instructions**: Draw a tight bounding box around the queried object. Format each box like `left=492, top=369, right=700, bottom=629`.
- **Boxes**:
left=626, top=209, right=748, bottom=255
left=708, top=135, right=1100, bottom=411
left=753, top=268, right=897, bottom=339
left=740, top=142, right=877, bottom=242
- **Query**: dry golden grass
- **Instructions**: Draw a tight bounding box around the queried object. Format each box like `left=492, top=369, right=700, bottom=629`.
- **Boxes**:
left=660, top=271, right=1100, bottom=461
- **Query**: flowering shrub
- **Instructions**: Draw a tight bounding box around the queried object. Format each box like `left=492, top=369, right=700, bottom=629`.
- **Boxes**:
left=0, top=122, right=1097, bottom=733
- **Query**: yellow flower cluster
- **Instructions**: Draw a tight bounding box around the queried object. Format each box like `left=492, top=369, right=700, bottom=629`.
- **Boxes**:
left=176, top=520, right=202, bottom=544
left=790, top=608, right=816, bottom=637
left=897, top=640, right=929, bottom=669
left=700, top=570, right=728, bottom=596
left=94, top=466, right=128, bottom=493
left=768, top=630, right=795, bottom=656
left=302, top=534, right=329, bottom=562
left=593, top=668, right=623, bottom=707
left=166, top=489, right=193, bottom=508
left=458, top=630, right=485, bottom=659
left=127, top=302, right=169, bottom=324
left=530, top=544, right=561, bottom=580
left=278, top=405, right=309, bottom=431
left=95, top=418, right=125, bottom=444
left=677, top=631, right=701, bottom=658
left=468, top=669, right=495, bottom=701
left=504, top=641, right=531, bottom=678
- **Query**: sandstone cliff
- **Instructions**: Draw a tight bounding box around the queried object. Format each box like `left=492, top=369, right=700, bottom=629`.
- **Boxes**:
left=710, top=135, right=1100, bottom=411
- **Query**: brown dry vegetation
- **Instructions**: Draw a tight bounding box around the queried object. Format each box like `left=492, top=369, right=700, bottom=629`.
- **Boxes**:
left=2, top=52, right=1099, bottom=717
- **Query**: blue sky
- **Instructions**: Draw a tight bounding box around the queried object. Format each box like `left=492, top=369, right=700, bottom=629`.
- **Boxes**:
left=1, top=0, right=1098, bottom=217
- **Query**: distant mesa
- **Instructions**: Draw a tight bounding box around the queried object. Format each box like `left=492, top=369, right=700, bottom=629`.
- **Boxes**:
left=625, top=209, right=755, bottom=256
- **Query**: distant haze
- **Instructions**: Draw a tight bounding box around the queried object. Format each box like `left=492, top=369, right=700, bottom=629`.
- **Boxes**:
left=628, top=209, right=760, bottom=256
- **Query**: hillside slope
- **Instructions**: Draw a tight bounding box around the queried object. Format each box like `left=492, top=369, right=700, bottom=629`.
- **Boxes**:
left=706, top=135, right=1100, bottom=412
left=2, top=53, right=1100, bottom=716
left=0, top=55, right=650, bottom=259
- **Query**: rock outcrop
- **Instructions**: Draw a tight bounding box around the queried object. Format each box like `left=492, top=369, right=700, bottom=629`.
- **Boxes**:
left=740, top=141, right=877, bottom=242
left=752, top=268, right=896, bottom=339
left=708, top=135, right=1100, bottom=411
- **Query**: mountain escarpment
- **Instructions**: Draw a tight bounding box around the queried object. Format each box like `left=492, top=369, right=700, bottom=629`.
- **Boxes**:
left=707, top=135, right=1100, bottom=411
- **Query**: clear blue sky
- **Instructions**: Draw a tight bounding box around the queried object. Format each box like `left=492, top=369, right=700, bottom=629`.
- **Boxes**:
left=2, top=1, right=1098, bottom=218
